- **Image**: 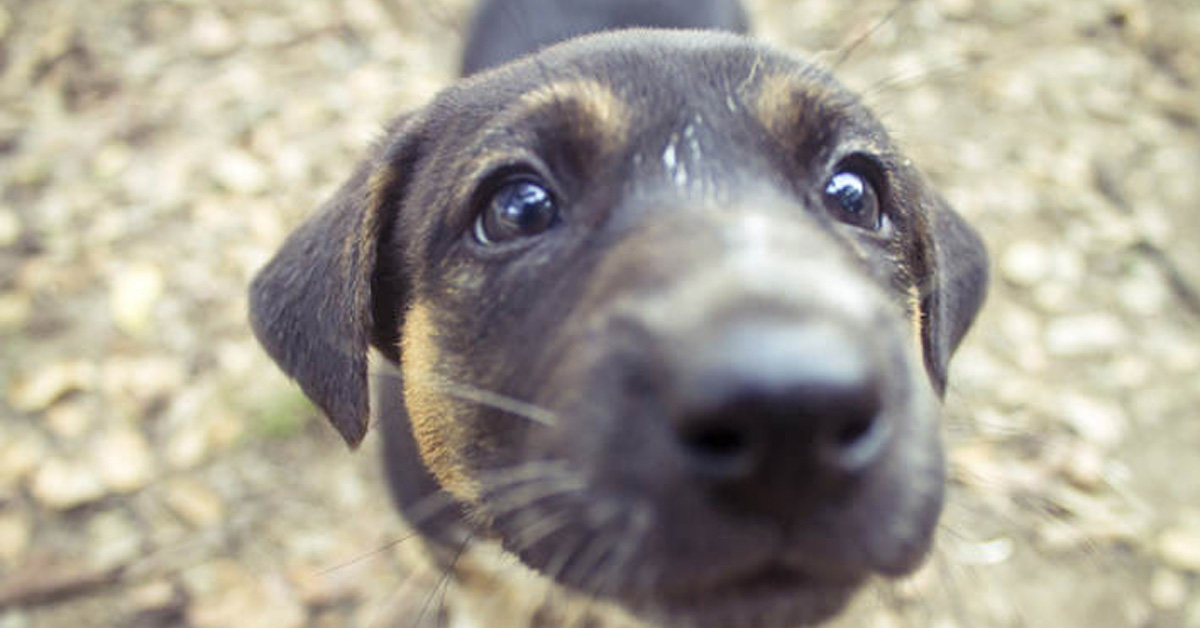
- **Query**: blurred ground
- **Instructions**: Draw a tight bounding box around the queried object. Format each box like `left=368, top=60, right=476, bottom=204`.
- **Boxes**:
left=1, top=0, right=1198, bottom=627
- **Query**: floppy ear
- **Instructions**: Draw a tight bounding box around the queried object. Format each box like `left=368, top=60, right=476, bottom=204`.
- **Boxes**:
left=922, top=196, right=988, bottom=396
left=249, top=116, right=419, bottom=447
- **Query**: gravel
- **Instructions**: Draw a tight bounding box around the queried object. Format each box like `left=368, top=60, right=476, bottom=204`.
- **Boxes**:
left=1, top=0, right=1197, bottom=626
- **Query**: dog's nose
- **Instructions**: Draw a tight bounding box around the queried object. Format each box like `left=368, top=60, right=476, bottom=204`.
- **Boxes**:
left=672, top=322, right=891, bottom=504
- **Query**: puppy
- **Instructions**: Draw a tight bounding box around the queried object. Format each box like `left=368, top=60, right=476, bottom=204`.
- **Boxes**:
left=249, top=0, right=989, bottom=626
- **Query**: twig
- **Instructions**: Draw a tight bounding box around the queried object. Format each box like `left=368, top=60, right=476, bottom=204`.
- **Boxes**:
left=0, top=563, right=125, bottom=609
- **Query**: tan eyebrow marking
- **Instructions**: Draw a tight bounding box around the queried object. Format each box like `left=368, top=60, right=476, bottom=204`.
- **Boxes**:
left=515, top=79, right=631, bottom=153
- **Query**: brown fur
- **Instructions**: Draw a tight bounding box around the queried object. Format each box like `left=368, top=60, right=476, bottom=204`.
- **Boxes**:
left=248, top=8, right=989, bottom=627
left=401, top=302, right=480, bottom=501
left=516, top=80, right=632, bottom=154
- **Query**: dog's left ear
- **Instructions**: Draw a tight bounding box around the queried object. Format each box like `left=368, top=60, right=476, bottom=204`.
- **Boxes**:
left=922, top=196, right=988, bottom=395
left=249, top=115, right=421, bottom=447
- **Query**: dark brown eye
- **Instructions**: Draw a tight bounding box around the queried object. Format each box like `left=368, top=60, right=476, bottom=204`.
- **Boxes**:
left=474, top=178, right=559, bottom=245
left=823, top=170, right=881, bottom=231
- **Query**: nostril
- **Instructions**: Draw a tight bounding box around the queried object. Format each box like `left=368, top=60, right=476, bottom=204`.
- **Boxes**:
left=672, top=322, right=894, bottom=486
left=834, top=417, right=874, bottom=449
left=824, top=413, right=890, bottom=473
left=679, top=423, right=756, bottom=480
left=683, top=425, right=745, bottom=457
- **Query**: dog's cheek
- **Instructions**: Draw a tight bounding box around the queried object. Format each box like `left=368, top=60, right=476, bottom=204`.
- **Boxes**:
left=401, top=302, right=481, bottom=501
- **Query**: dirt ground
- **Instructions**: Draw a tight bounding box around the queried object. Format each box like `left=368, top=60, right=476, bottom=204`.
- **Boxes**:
left=1, top=0, right=1198, bottom=627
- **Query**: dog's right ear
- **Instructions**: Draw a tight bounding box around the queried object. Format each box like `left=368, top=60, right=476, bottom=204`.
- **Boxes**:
left=249, top=115, right=421, bottom=448
left=921, top=194, right=989, bottom=396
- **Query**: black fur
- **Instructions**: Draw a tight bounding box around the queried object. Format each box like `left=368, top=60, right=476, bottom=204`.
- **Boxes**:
left=249, top=2, right=988, bottom=626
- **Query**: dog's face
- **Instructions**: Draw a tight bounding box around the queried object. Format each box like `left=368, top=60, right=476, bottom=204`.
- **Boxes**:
left=251, top=30, right=987, bottom=628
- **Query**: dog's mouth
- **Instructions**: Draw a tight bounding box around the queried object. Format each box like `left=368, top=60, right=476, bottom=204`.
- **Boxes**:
left=644, top=562, right=861, bottom=628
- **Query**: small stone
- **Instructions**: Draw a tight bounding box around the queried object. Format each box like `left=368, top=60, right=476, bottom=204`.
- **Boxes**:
left=1060, top=442, right=1107, bottom=490
left=0, top=429, right=47, bottom=483
left=1160, top=524, right=1200, bottom=573
left=31, top=457, right=107, bottom=510
left=1135, top=205, right=1173, bottom=248
left=1045, top=313, right=1128, bottom=357
left=0, top=5, right=11, bottom=40
left=1106, top=0, right=1152, bottom=42
left=164, top=479, right=225, bottom=528
left=933, top=0, right=974, bottom=19
left=184, top=561, right=306, bottom=628
left=110, top=264, right=163, bottom=336
left=213, top=149, right=269, bottom=195
left=88, top=509, right=143, bottom=570
left=1150, top=569, right=1188, bottom=610
left=165, top=423, right=208, bottom=470
left=1058, top=393, right=1128, bottom=449
left=289, top=563, right=361, bottom=607
left=43, top=400, right=94, bottom=439
left=91, top=425, right=157, bottom=494
left=1106, top=356, right=1150, bottom=389
left=0, top=611, right=30, bottom=628
left=1118, top=264, right=1170, bottom=317
left=0, top=206, right=19, bottom=248
left=190, top=10, right=239, bottom=56
left=9, top=361, right=97, bottom=412
left=206, top=410, right=246, bottom=452
left=1033, top=282, right=1076, bottom=314
left=127, top=580, right=179, bottom=612
left=1000, top=240, right=1049, bottom=287
left=1163, top=341, right=1200, bottom=374
left=952, top=536, right=1015, bottom=566
left=1188, top=599, right=1200, bottom=628
left=92, top=142, right=133, bottom=180
left=0, top=292, right=32, bottom=332
left=0, top=512, right=31, bottom=565
left=102, top=356, right=186, bottom=405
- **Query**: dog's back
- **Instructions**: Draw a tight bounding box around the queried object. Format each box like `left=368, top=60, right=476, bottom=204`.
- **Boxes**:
left=461, top=0, right=750, bottom=75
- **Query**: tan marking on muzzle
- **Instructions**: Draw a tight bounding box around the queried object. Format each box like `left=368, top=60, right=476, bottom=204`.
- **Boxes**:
left=401, top=302, right=480, bottom=501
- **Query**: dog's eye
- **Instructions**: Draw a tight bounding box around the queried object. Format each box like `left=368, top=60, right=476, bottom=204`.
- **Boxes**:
left=823, top=170, right=881, bottom=231
left=474, top=179, right=559, bottom=245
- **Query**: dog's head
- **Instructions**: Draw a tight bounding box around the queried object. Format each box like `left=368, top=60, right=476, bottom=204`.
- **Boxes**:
left=250, top=30, right=987, bottom=628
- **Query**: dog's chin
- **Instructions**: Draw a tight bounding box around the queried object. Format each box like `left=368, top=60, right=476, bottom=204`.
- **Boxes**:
left=634, top=565, right=861, bottom=628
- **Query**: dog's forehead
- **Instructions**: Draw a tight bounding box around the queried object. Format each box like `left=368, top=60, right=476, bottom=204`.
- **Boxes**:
left=431, top=30, right=882, bottom=158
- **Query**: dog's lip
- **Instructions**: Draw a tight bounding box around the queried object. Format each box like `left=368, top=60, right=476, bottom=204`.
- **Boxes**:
left=731, top=562, right=819, bottom=589
left=654, top=560, right=860, bottom=608
left=644, top=561, right=860, bottom=627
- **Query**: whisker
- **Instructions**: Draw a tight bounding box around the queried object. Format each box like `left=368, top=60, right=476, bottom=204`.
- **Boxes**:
left=487, top=475, right=586, bottom=509
left=360, top=556, right=442, bottom=628
left=595, top=508, right=641, bottom=598
left=476, top=460, right=575, bottom=490
left=319, top=490, right=460, bottom=575
left=545, top=528, right=591, bottom=586
left=570, top=506, right=625, bottom=595
left=858, top=59, right=976, bottom=102
left=373, top=368, right=560, bottom=426
left=827, top=0, right=911, bottom=72
left=509, top=508, right=575, bottom=552
left=409, top=534, right=473, bottom=628
left=318, top=532, right=421, bottom=576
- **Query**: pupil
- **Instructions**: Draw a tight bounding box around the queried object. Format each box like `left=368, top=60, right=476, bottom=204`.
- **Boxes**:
left=495, top=181, right=553, bottom=233
left=513, top=184, right=549, bottom=226
left=827, top=173, right=864, bottom=214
